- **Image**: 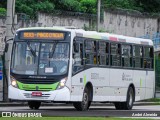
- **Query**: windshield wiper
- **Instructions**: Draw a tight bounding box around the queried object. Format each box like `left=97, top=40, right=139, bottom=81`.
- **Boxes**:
left=49, top=42, right=57, bottom=58
left=27, top=41, right=36, bottom=57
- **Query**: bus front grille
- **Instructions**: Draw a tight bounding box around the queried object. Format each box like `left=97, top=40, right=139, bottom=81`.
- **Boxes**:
left=17, top=79, right=58, bottom=84
left=23, top=93, right=51, bottom=99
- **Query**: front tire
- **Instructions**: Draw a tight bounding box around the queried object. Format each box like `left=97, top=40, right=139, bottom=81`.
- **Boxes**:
left=73, top=87, right=91, bottom=111
left=28, top=101, right=41, bottom=110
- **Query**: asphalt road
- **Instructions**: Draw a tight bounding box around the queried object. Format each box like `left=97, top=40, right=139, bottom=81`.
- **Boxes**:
left=0, top=104, right=160, bottom=118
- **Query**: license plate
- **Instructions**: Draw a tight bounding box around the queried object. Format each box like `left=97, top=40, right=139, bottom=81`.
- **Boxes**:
left=31, top=92, right=42, bottom=96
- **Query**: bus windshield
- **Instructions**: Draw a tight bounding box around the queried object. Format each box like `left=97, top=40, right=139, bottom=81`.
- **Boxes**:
left=11, top=42, right=69, bottom=75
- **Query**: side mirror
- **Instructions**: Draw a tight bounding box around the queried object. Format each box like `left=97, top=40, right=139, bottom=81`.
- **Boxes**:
left=74, top=43, right=79, bottom=53
left=5, top=43, right=9, bottom=53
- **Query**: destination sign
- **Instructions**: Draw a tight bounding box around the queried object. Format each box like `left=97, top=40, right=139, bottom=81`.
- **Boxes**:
left=20, top=31, right=65, bottom=40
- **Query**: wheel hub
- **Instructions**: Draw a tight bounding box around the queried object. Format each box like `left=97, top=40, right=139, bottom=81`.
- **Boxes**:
left=83, top=93, right=88, bottom=106
left=129, top=91, right=133, bottom=106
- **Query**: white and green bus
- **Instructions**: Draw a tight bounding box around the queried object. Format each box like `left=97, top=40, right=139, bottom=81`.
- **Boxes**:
left=8, top=27, right=155, bottom=111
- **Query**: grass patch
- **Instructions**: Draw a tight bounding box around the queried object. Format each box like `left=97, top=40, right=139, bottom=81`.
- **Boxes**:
left=142, top=98, right=160, bottom=102
left=0, top=117, right=155, bottom=120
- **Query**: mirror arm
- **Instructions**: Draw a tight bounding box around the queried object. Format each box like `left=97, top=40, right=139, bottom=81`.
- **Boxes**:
left=5, top=38, right=13, bottom=43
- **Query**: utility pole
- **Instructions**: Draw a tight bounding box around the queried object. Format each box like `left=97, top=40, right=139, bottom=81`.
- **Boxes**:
left=97, top=0, right=101, bottom=32
left=4, top=0, right=15, bottom=101
left=6, top=0, right=15, bottom=40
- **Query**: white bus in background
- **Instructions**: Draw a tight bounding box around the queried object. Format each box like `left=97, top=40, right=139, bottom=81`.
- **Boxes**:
left=8, top=26, right=155, bottom=111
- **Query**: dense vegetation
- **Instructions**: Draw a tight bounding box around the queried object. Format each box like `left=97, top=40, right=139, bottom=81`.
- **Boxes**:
left=0, top=0, right=160, bottom=18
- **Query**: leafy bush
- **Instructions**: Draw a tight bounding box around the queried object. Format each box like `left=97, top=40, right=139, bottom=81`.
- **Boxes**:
left=80, top=0, right=96, bottom=13
left=0, top=7, right=6, bottom=16
left=15, top=0, right=55, bottom=18
left=1, top=0, right=160, bottom=19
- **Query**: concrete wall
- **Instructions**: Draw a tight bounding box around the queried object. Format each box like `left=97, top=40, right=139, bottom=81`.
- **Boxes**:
left=37, top=13, right=90, bottom=28
left=0, top=9, right=160, bottom=45
left=36, top=11, right=159, bottom=38
left=100, top=11, right=158, bottom=37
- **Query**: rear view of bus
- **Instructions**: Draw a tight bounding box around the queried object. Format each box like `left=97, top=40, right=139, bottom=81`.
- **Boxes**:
left=9, top=28, right=71, bottom=109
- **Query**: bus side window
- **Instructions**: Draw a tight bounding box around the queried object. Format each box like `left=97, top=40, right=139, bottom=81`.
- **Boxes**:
left=144, top=47, right=154, bottom=69
left=122, top=44, right=132, bottom=67
left=98, top=41, right=109, bottom=65
left=133, top=46, right=143, bottom=68
left=110, top=43, right=121, bottom=66
left=85, top=40, right=97, bottom=65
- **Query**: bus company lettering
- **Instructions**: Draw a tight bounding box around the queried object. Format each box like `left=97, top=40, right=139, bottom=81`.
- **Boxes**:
left=91, top=73, right=105, bottom=80
left=122, top=73, right=133, bottom=81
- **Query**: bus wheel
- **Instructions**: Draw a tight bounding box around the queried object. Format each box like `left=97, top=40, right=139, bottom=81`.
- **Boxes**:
left=28, top=101, right=41, bottom=110
left=122, top=87, right=135, bottom=110
left=73, top=87, right=91, bottom=111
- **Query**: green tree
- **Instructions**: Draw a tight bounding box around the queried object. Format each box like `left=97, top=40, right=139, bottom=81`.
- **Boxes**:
left=104, top=0, right=135, bottom=10
left=80, top=0, right=97, bottom=13
left=0, top=8, right=6, bottom=16
left=15, top=0, right=55, bottom=18
left=53, top=0, right=81, bottom=12
left=134, top=0, right=160, bottom=13
left=1, top=0, right=160, bottom=18
left=0, top=0, right=7, bottom=8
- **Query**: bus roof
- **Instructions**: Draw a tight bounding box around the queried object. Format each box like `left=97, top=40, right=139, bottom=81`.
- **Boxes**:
left=17, top=27, right=153, bottom=46
left=75, top=30, right=153, bottom=46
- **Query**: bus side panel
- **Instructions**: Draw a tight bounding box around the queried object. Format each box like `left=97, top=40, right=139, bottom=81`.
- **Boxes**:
left=86, top=68, right=110, bottom=101
left=109, top=69, right=133, bottom=87
left=71, top=68, right=110, bottom=102
left=109, top=69, right=133, bottom=102
left=145, top=71, right=155, bottom=99
left=133, top=70, right=146, bottom=101
left=85, top=68, right=110, bottom=87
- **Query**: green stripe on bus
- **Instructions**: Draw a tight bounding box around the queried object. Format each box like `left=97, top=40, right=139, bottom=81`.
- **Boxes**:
left=84, top=75, right=86, bottom=85
left=140, top=78, right=142, bottom=87
left=83, top=35, right=101, bottom=39
left=17, top=81, right=59, bottom=91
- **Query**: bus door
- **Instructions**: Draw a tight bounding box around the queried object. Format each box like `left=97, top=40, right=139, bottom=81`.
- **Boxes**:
left=72, top=38, right=84, bottom=86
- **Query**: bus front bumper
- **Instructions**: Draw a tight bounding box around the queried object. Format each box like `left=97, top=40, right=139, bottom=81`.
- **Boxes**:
left=8, top=85, right=70, bottom=101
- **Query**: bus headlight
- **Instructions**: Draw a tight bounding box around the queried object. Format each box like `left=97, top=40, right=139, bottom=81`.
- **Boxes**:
left=57, top=77, right=68, bottom=89
left=10, top=76, right=18, bottom=88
